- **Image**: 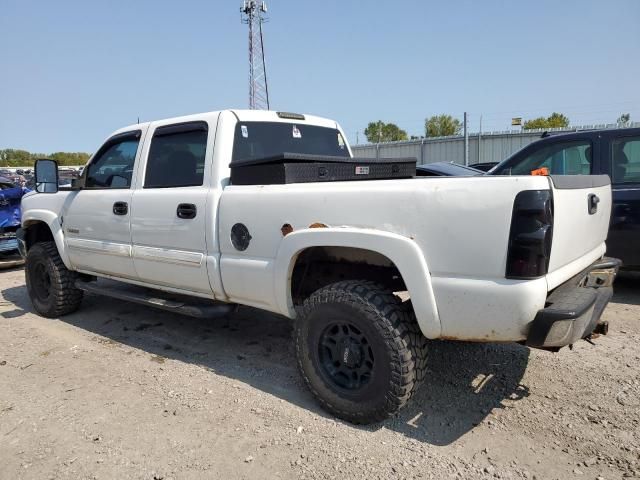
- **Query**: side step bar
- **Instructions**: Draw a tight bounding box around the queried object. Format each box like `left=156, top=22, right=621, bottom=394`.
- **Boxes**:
left=75, top=279, right=236, bottom=319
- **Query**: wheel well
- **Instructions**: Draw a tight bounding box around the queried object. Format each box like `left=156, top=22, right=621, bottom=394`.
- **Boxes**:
left=290, top=246, right=407, bottom=305
left=24, top=221, right=54, bottom=250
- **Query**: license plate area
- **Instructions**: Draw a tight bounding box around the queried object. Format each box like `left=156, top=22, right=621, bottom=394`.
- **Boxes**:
left=584, top=269, right=616, bottom=288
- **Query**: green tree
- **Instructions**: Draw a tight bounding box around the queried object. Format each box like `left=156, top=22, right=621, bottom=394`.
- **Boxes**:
left=49, top=151, right=91, bottom=165
left=424, top=114, right=462, bottom=137
left=0, top=149, right=91, bottom=167
left=523, top=112, right=569, bottom=130
left=364, top=121, right=408, bottom=143
left=617, top=113, right=631, bottom=127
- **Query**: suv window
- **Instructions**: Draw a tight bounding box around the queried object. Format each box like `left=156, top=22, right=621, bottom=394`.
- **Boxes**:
left=611, top=136, right=640, bottom=184
left=85, top=135, right=140, bottom=189
left=509, top=140, right=592, bottom=175
left=144, top=123, right=207, bottom=188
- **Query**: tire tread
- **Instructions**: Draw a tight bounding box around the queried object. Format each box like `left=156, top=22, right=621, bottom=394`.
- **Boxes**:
left=26, top=241, right=83, bottom=317
left=295, top=280, right=428, bottom=424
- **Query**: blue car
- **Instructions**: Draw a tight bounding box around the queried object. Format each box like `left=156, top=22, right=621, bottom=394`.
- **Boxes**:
left=0, top=176, right=30, bottom=254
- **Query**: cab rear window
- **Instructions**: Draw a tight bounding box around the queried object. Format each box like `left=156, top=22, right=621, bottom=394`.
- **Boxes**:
left=231, top=122, right=349, bottom=164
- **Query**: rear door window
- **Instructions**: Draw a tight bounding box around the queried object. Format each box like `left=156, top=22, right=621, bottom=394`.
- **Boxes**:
left=611, top=136, right=640, bottom=184
left=509, top=140, right=593, bottom=175
left=144, top=122, right=208, bottom=188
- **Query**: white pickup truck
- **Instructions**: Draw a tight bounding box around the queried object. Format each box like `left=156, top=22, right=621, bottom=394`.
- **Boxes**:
left=19, top=109, right=619, bottom=424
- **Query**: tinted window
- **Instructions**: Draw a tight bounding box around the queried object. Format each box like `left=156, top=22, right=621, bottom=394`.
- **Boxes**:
left=86, top=137, right=139, bottom=188
left=611, top=136, right=640, bottom=184
left=231, top=122, right=349, bottom=164
left=509, top=140, right=592, bottom=175
left=144, top=126, right=207, bottom=188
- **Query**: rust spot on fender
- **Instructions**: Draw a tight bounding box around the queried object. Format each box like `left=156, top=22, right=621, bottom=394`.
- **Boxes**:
left=281, top=223, right=293, bottom=236
left=309, top=222, right=328, bottom=229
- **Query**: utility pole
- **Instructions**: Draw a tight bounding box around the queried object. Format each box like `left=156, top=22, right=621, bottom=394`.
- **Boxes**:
left=478, top=114, right=482, bottom=164
left=240, top=1, right=270, bottom=110
left=463, top=112, right=469, bottom=166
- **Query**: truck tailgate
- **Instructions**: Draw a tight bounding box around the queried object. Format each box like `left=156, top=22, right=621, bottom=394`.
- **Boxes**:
left=547, top=175, right=612, bottom=284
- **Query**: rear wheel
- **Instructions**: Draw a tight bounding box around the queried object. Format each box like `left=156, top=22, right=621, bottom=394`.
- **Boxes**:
left=294, top=280, right=427, bottom=424
left=25, top=241, right=83, bottom=317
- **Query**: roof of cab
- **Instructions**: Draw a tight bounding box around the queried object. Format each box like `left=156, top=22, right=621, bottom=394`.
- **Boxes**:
left=112, top=109, right=338, bottom=137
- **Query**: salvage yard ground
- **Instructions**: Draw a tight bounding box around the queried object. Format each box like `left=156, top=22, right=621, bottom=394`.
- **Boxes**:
left=0, top=268, right=639, bottom=480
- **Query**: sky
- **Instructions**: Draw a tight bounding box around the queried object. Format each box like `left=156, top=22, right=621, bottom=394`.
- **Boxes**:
left=1, top=0, right=639, bottom=153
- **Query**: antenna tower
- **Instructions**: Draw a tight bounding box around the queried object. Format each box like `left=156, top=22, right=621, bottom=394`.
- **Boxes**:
left=240, top=1, right=270, bottom=110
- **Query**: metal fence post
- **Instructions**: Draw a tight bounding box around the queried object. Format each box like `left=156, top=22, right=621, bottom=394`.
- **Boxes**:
left=463, top=112, right=469, bottom=166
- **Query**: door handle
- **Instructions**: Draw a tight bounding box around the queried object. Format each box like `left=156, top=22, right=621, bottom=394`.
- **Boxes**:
left=177, top=203, right=197, bottom=219
left=612, top=203, right=632, bottom=225
left=614, top=203, right=632, bottom=216
left=113, top=201, right=128, bottom=216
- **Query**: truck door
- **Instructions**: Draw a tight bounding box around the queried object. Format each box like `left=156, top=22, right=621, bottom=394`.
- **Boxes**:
left=63, top=129, right=147, bottom=278
left=130, top=119, right=215, bottom=295
left=602, top=131, right=640, bottom=268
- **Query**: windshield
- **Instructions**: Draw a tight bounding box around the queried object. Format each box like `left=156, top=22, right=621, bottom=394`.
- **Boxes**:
left=231, top=121, right=349, bottom=164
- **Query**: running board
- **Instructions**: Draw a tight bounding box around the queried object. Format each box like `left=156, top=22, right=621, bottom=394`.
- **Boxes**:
left=75, top=279, right=236, bottom=319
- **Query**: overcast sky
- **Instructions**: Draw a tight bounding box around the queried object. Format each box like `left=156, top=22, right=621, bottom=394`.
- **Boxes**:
left=1, top=0, right=639, bottom=152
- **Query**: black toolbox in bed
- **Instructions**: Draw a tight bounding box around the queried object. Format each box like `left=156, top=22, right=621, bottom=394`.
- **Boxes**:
left=230, top=152, right=416, bottom=185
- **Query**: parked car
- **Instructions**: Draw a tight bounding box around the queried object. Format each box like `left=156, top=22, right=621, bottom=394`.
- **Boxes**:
left=19, top=109, right=619, bottom=424
left=470, top=161, right=499, bottom=172
left=416, top=161, right=483, bottom=176
left=0, top=169, right=25, bottom=187
left=0, top=176, right=30, bottom=254
left=491, top=127, right=640, bottom=269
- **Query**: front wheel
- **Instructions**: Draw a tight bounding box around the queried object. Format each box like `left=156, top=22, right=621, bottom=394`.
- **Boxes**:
left=25, top=241, right=83, bottom=318
left=294, top=280, right=427, bottom=424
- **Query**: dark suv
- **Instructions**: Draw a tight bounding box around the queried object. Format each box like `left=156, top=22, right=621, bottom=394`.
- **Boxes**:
left=491, top=127, right=640, bottom=269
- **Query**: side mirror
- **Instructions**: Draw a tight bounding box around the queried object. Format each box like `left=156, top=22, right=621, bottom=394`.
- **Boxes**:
left=34, top=159, right=59, bottom=193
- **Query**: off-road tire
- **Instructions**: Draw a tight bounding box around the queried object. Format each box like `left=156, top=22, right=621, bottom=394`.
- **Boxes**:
left=295, top=280, right=428, bottom=424
left=400, top=299, right=429, bottom=396
left=25, top=241, right=83, bottom=318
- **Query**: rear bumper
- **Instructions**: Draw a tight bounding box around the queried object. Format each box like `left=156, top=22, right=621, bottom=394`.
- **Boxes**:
left=526, top=257, right=621, bottom=349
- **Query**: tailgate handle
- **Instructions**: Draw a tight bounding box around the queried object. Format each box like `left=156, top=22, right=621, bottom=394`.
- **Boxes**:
left=588, top=194, right=600, bottom=215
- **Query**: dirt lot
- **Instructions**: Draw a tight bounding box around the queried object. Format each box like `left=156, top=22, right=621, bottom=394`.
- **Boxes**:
left=0, top=268, right=639, bottom=480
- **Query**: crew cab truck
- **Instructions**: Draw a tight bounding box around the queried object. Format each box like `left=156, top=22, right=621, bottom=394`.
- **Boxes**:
left=19, top=110, right=619, bottom=424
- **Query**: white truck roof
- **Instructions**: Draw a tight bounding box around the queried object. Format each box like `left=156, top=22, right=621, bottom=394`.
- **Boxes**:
left=112, top=109, right=338, bottom=137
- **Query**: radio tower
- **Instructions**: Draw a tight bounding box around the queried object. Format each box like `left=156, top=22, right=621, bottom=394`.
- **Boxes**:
left=240, top=1, right=270, bottom=110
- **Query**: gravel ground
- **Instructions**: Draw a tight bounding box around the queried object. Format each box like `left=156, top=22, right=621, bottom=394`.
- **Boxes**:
left=0, top=268, right=639, bottom=480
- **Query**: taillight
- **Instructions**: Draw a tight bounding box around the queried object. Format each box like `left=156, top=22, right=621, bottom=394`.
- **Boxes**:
left=506, top=190, right=553, bottom=279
